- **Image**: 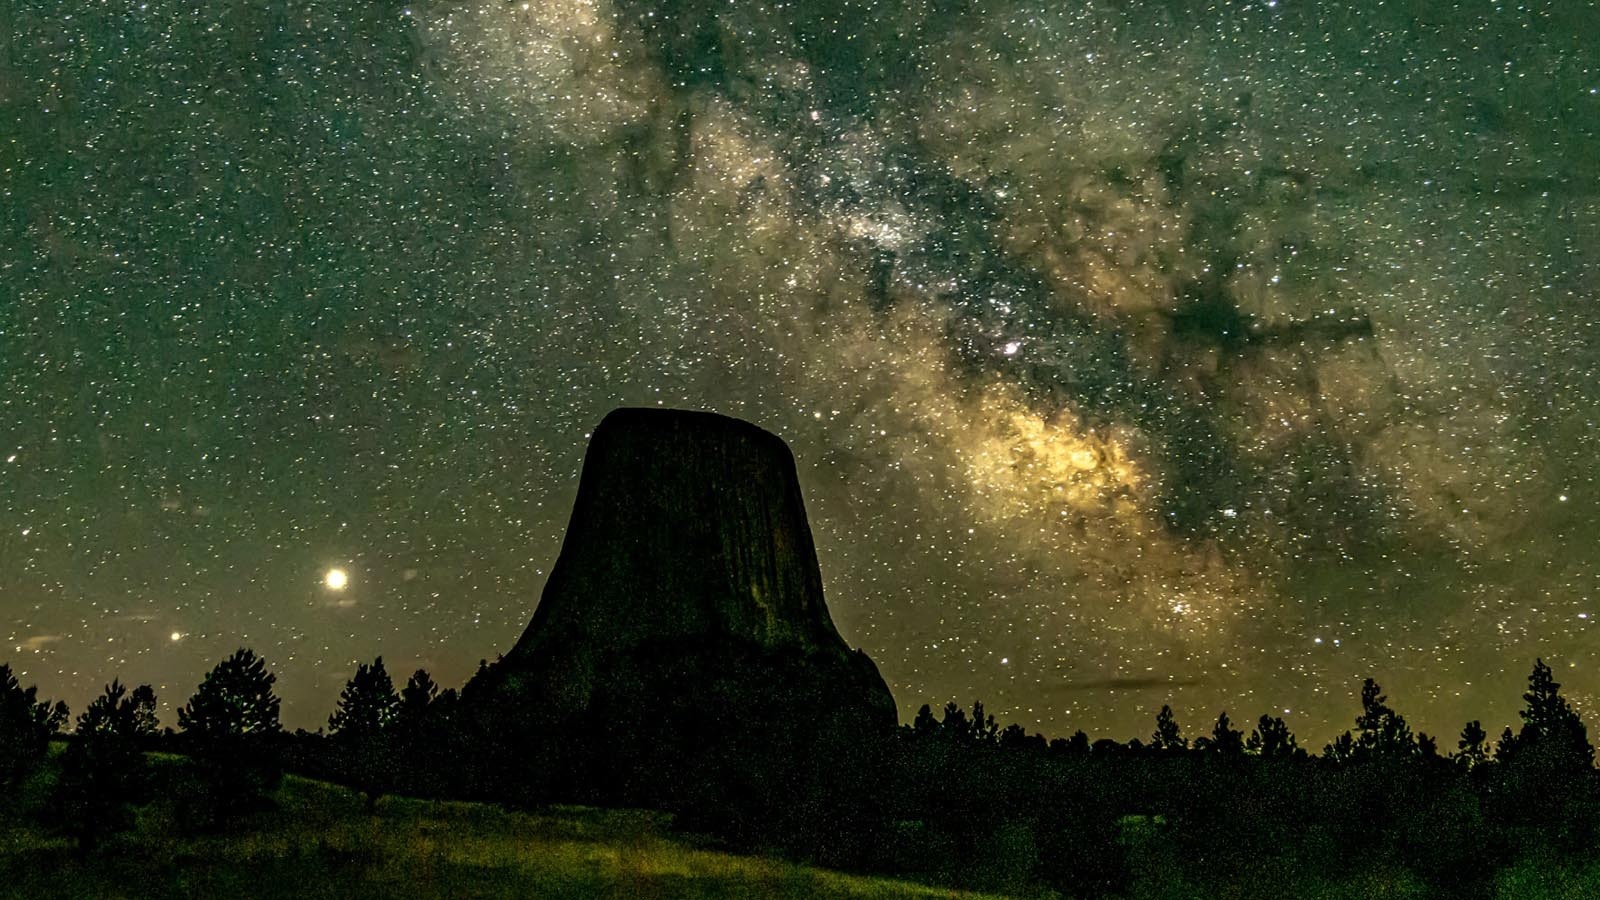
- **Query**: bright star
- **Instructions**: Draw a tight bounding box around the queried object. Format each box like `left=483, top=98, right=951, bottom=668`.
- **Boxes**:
left=325, top=568, right=350, bottom=591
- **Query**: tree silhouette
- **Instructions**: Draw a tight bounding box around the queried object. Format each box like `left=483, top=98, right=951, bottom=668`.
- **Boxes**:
left=329, top=657, right=402, bottom=811
left=998, top=723, right=1039, bottom=751
left=126, top=685, right=159, bottom=738
left=329, top=657, right=399, bottom=738
left=1502, top=658, right=1593, bottom=770
left=969, top=701, right=999, bottom=745
left=1193, top=711, right=1244, bottom=755
left=392, top=668, right=457, bottom=794
left=174, top=649, right=283, bottom=828
left=76, top=679, right=158, bottom=738
left=0, top=663, right=68, bottom=791
left=53, top=681, right=155, bottom=851
left=398, top=668, right=439, bottom=730
left=1245, top=714, right=1299, bottom=758
left=1322, top=731, right=1356, bottom=764
left=1495, top=725, right=1517, bottom=761
left=939, top=701, right=968, bottom=742
left=1454, top=721, right=1488, bottom=771
left=1068, top=723, right=1094, bottom=752
left=178, top=649, right=282, bottom=738
left=1152, top=705, right=1188, bottom=752
left=1487, top=659, right=1599, bottom=854
left=1353, top=678, right=1414, bottom=758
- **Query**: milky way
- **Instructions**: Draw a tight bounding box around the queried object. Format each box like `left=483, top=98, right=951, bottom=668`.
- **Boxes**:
left=3, top=0, right=1598, bottom=743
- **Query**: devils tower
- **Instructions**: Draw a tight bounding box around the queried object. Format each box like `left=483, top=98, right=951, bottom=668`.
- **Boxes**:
left=466, top=408, right=896, bottom=818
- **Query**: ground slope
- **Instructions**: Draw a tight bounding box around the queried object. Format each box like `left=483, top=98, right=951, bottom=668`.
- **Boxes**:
left=0, top=771, right=992, bottom=899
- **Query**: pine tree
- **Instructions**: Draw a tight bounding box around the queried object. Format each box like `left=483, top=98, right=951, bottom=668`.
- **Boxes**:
left=127, top=685, right=159, bottom=738
left=0, top=663, right=68, bottom=790
left=1510, top=658, right=1593, bottom=769
left=967, top=701, right=999, bottom=745
left=398, top=668, right=438, bottom=730
left=54, top=681, right=155, bottom=851
left=75, top=680, right=158, bottom=737
left=329, top=657, right=401, bottom=811
left=174, top=649, right=282, bottom=829
left=1064, top=730, right=1090, bottom=755
left=398, top=680, right=462, bottom=799
left=1455, top=720, right=1489, bottom=771
left=1246, top=714, right=1299, bottom=758
left=1194, top=711, right=1244, bottom=756
left=1323, top=731, right=1356, bottom=765
left=329, top=657, right=399, bottom=738
left=1488, top=660, right=1600, bottom=853
left=1495, top=725, right=1516, bottom=761
left=178, top=649, right=282, bottom=738
left=940, top=701, right=968, bottom=741
left=1152, top=704, right=1188, bottom=752
left=1353, top=678, right=1414, bottom=758
left=998, top=723, right=1031, bottom=750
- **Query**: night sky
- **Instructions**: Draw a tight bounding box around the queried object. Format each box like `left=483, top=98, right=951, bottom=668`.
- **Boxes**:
left=4, top=1, right=1598, bottom=745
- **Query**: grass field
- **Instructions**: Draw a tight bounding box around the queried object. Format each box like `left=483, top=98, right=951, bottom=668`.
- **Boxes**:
left=8, top=754, right=1597, bottom=898
left=0, top=760, right=994, bottom=899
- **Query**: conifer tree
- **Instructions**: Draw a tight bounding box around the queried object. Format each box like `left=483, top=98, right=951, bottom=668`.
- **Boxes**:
left=329, top=657, right=399, bottom=738
left=0, top=663, right=68, bottom=790
left=1353, top=678, right=1414, bottom=758
left=1194, top=711, right=1244, bottom=755
left=998, top=722, right=1032, bottom=750
left=1323, top=731, right=1356, bottom=764
left=1507, top=659, right=1593, bottom=769
left=1152, top=704, right=1188, bottom=752
left=940, top=701, right=969, bottom=740
left=329, top=657, right=402, bottom=811
left=54, top=681, right=155, bottom=851
left=1246, top=714, right=1299, bottom=758
left=1495, top=725, right=1517, bottom=761
left=969, top=701, right=999, bottom=744
left=1487, top=660, right=1599, bottom=853
left=76, top=680, right=157, bottom=737
left=127, top=685, right=159, bottom=738
left=178, top=649, right=282, bottom=738
left=1455, top=720, right=1489, bottom=771
left=1065, top=730, right=1090, bottom=754
left=398, top=668, right=438, bottom=730
left=175, top=649, right=283, bottom=828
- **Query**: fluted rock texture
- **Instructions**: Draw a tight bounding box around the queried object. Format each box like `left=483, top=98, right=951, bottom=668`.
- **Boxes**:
left=468, top=408, right=895, bottom=812
left=509, top=406, right=852, bottom=674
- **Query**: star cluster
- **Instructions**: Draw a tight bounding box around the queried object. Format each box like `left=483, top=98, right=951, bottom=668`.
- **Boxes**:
left=3, top=0, right=1598, bottom=742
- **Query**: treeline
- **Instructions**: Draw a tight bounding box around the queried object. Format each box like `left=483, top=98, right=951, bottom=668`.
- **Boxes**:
left=3, top=654, right=1597, bottom=896
left=0, top=650, right=467, bottom=848
left=886, top=661, right=1597, bottom=895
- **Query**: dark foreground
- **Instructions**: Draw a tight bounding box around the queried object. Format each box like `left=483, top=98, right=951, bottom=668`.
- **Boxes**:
left=0, top=757, right=988, bottom=900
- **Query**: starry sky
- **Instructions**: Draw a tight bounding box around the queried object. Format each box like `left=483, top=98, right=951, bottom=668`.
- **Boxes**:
left=3, top=0, right=1598, bottom=744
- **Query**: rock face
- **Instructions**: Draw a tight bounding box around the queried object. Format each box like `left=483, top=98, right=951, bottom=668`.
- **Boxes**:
left=508, top=407, right=858, bottom=679
left=469, top=408, right=896, bottom=814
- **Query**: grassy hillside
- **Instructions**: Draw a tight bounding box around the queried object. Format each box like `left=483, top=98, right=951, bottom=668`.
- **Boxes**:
left=8, top=751, right=1596, bottom=898
left=0, top=759, right=992, bottom=899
